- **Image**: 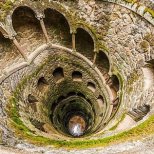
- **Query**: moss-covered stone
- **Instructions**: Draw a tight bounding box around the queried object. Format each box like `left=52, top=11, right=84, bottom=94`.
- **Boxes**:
left=127, top=70, right=140, bottom=85
left=144, top=8, right=154, bottom=18
left=140, top=40, right=150, bottom=53
left=0, top=0, right=17, bottom=20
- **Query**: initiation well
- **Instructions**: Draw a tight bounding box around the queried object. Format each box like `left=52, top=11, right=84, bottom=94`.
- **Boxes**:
left=0, top=0, right=154, bottom=153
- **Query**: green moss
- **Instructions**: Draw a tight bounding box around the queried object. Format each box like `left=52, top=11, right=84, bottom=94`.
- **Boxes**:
left=0, top=0, right=17, bottom=20
left=144, top=8, right=154, bottom=17
left=99, top=44, right=109, bottom=53
left=126, top=86, right=133, bottom=94
left=127, top=70, right=140, bottom=85
left=123, top=0, right=137, bottom=3
left=5, top=50, right=154, bottom=149
left=122, top=0, right=154, bottom=18
left=109, top=114, right=126, bottom=131
left=144, top=33, right=154, bottom=46
left=140, top=40, right=149, bottom=50
left=8, top=83, right=154, bottom=149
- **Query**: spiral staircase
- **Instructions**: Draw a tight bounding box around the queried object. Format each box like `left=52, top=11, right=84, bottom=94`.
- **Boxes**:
left=0, top=0, right=154, bottom=153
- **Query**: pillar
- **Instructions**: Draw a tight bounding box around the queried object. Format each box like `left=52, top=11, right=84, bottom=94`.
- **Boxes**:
left=72, top=32, right=76, bottom=52
left=40, top=18, right=50, bottom=43
left=12, top=37, right=28, bottom=61
left=93, top=52, right=97, bottom=64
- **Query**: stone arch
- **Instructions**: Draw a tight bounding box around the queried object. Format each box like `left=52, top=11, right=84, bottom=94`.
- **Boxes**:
left=75, top=27, right=95, bottom=62
left=44, top=1, right=75, bottom=30
left=12, top=6, right=39, bottom=30
left=96, top=50, right=111, bottom=75
left=0, top=27, right=18, bottom=71
left=12, top=5, right=45, bottom=53
left=110, top=75, right=120, bottom=92
left=111, top=72, right=123, bottom=91
left=99, top=48, right=112, bottom=74
left=75, top=23, right=98, bottom=51
left=43, top=8, right=72, bottom=48
left=11, top=4, right=38, bottom=19
left=142, top=60, right=154, bottom=91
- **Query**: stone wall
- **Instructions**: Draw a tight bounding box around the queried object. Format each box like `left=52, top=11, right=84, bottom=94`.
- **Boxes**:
left=0, top=0, right=153, bottom=149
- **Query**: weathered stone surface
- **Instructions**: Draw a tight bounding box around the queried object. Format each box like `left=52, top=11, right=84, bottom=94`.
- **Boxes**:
left=0, top=0, right=153, bottom=152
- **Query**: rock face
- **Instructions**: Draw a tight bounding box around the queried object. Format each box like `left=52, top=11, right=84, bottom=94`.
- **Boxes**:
left=0, top=0, right=154, bottom=153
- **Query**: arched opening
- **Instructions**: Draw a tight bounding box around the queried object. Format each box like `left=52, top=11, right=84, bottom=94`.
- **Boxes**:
left=12, top=6, right=45, bottom=54
left=57, top=96, right=65, bottom=103
left=53, top=67, right=64, bottom=83
left=87, top=82, right=96, bottom=92
left=76, top=28, right=94, bottom=61
left=0, top=31, right=17, bottom=70
left=37, top=77, right=49, bottom=92
left=67, top=92, right=76, bottom=97
left=142, top=60, right=154, bottom=91
left=28, top=94, right=38, bottom=104
left=77, top=92, right=86, bottom=99
left=44, top=8, right=72, bottom=48
left=129, top=104, right=150, bottom=121
left=72, top=71, right=82, bottom=82
left=110, top=75, right=120, bottom=92
left=97, top=95, right=104, bottom=108
left=96, top=51, right=110, bottom=74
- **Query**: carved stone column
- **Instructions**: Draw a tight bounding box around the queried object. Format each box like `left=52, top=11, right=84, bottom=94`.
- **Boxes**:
left=36, top=14, right=50, bottom=43
left=93, top=52, right=97, bottom=64
left=71, top=31, right=76, bottom=52
left=12, top=37, right=28, bottom=61
left=0, top=21, right=27, bottom=61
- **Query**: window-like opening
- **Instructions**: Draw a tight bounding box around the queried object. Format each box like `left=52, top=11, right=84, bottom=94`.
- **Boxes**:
left=30, top=119, right=45, bottom=132
left=96, top=51, right=110, bottom=74
left=142, top=61, right=154, bottom=91
left=129, top=104, right=150, bottom=121
left=57, top=96, right=65, bottom=103
left=87, top=82, right=96, bottom=92
left=72, top=71, right=82, bottom=82
left=37, top=77, right=48, bottom=92
left=12, top=6, right=45, bottom=53
left=67, top=92, right=76, bottom=97
left=97, top=95, right=104, bottom=108
left=110, top=75, right=120, bottom=92
left=0, top=31, right=16, bottom=70
left=28, top=94, right=38, bottom=103
left=76, top=28, right=94, bottom=61
left=77, top=92, right=86, bottom=99
left=137, top=104, right=150, bottom=114
left=53, top=67, right=64, bottom=82
left=44, top=8, right=72, bottom=47
left=86, top=99, right=92, bottom=106
left=51, top=102, right=57, bottom=112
